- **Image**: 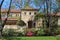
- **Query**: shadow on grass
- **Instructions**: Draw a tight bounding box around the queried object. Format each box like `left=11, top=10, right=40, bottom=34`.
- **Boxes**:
left=3, top=37, right=22, bottom=40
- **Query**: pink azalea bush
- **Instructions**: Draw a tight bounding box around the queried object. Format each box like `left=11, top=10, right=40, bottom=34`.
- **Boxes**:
left=26, top=30, right=33, bottom=36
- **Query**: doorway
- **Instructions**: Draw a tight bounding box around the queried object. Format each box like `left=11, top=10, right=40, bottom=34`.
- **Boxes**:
left=28, top=20, right=33, bottom=28
left=28, top=21, right=36, bottom=28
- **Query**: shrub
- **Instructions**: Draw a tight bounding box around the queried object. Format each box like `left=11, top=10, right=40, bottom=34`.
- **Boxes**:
left=55, top=27, right=60, bottom=35
left=2, top=28, right=21, bottom=36
left=24, top=28, right=36, bottom=36
left=17, top=27, right=27, bottom=36
left=43, top=27, right=60, bottom=36
left=16, top=20, right=26, bottom=26
left=36, top=27, right=45, bottom=36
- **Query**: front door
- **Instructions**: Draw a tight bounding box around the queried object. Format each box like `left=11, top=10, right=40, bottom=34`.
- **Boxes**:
left=28, top=21, right=33, bottom=28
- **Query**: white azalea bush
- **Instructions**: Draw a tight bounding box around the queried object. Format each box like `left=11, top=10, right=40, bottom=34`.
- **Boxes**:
left=2, top=27, right=27, bottom=36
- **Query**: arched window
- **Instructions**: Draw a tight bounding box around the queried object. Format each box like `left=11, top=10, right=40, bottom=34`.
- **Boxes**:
left=24, top=12, right=26, bottom=15
left=1, top=13, right=6, bottom=17
left=29, top=12, right=31, bottom=15
left=34, top=12, right=36, bottom=15
left=28, top=20, right=33, bottom=28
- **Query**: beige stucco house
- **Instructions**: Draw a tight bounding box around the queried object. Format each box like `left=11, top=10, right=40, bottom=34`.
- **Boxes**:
left=1, top=6, right=60, bottom=29
left=1, top=6, right=41, bottom=29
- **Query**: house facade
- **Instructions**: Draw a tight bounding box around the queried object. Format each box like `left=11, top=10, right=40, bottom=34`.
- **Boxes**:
left=1, top=7, right=41, bottom=29
left=1, top=7, right=60, bottom=29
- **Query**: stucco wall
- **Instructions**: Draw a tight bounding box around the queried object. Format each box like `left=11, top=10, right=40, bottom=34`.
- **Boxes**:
left=4, top=25, right=19, bottom=29
left=2, top=11, right=40, bottom=28
left=58, top=19, right=60, bottom=26
left=21, top=11, right=37, bottom=27
left=36, top=18, right=42, bottom=27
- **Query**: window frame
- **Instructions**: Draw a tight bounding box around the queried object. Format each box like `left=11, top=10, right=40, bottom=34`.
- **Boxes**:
left=34, top=12, right=36, bottom=15
left=29, top=12, right=31, bottom=15
left=24, top=12, right=26, bottom=15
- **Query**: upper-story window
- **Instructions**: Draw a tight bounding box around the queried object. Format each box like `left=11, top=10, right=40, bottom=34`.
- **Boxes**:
left=34, top=12, right=36, bottom=15
left=1, top=13, right=6, bottom=17
left=16, top=14, right=20, bottom=17
left=29, top=12, right=31, bottom=15
left=9, top=13, right=12, bottom=17
left=16, top=14, right=19, bottom=17
left=16, top=14, right=17, bottom=16
left=24, top=12, right=26, bottom=15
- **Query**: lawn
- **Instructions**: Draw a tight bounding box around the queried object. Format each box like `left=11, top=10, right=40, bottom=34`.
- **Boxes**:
left=2, top=36, right=60, bottom=40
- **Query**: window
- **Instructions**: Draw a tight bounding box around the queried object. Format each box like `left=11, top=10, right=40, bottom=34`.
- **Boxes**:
left=29, top=12, right=31, bottom=15
left=15, top=13, right=20, bottom=17
left=9, top=13, right=12, bottom=17
left=28, top=21, right=33, bottom=28
left=33, top=22, right=36, bottom=28
left=1, top=13, right=6, bottom=17
left=16, top=14, right=17, bottom=16
left=24, top=12, right=26, bottom=15
left=34, top=12, right=36, bottom=15
left=28, top=21, right=36, bottom=28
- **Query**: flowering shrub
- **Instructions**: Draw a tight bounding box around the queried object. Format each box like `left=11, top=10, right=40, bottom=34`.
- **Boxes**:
left=26, top=30, right=33, bottom=36
left=16, top=20, right=26, bottom=26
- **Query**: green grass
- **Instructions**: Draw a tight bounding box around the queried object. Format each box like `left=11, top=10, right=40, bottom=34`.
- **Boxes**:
left=2, top=36, right=60, bottom=40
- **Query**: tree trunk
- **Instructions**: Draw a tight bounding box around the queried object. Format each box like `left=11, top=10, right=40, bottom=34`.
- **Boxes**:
left=0, top=0, right=5, bottom=38
left=0, top=0, right=12, bottom=37
left=45, top=0, right=49, bottom=27
left=43, top=1, right=46, bottom=28
left=2, top=0, right=12, bottom=28
left=0, top=31, right=2, bottom=38
left=0, top=27, right=2, bottom=38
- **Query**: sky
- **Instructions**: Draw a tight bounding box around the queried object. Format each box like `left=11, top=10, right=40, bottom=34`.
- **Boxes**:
left=0, top=0, right=36, bottom=9
left=0, top=0, right=57, bottom=11
left=1, top=0, right=10, bottom=8
left=0, top=0, right=42, bottom=9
